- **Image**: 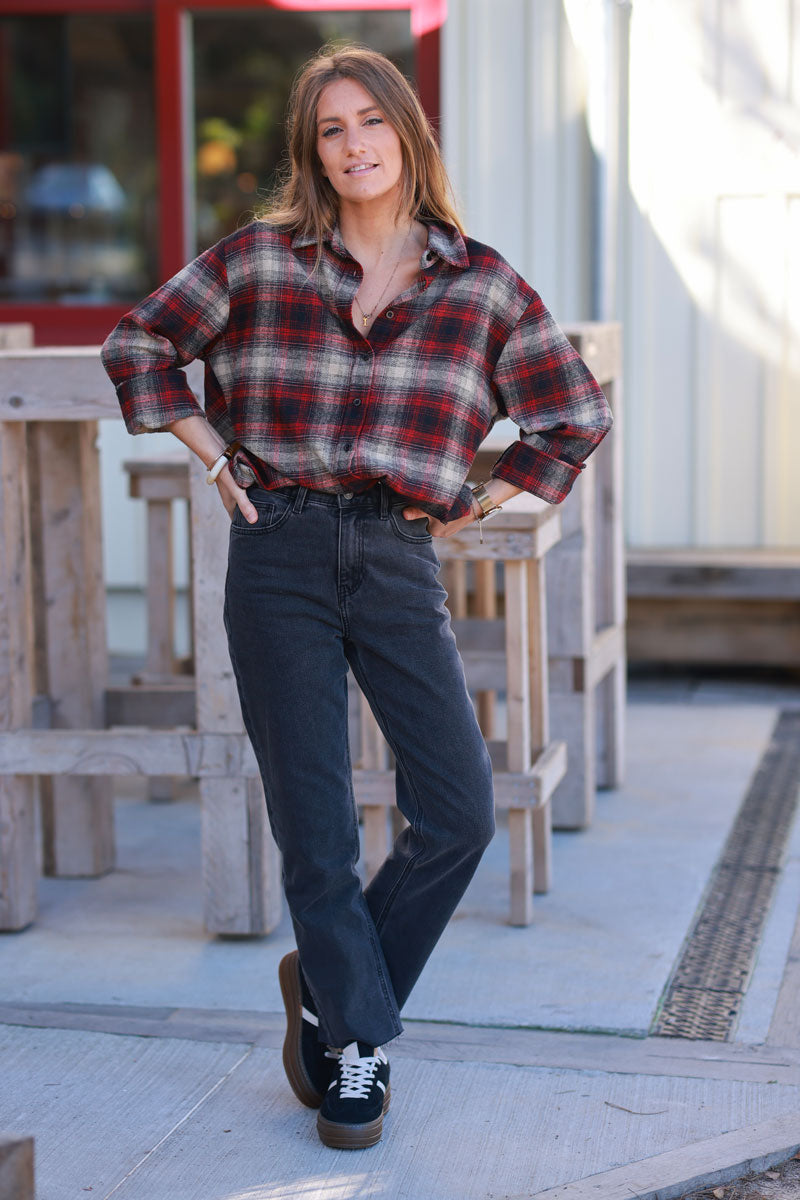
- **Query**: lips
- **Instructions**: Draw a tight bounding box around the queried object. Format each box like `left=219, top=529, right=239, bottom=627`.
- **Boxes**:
left=345, top=162, right=378, bottom=174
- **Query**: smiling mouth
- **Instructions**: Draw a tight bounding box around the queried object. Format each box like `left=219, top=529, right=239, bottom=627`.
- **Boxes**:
left=345, top=163, right=378, bottom=174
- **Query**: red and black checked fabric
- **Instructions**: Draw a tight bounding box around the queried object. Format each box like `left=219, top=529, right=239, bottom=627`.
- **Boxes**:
left=101, top=221, right=612, bottom=521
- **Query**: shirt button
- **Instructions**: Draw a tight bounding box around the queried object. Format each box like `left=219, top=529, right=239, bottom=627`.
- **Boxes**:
left=361, top=351, right=371, bottom=361
left=343, top=442, right=353, bottom=452
left=352, top=397, right=362, bottom=406
left=385, top=309, right=394, bottom=318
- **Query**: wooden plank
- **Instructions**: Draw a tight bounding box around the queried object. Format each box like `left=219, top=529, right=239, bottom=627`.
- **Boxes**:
left=0, top=730, right=257, bottom=776
left=504, top=560, right=531, bottom=774
left=0, top=422, right=37, bottom=931
left=627, top=552, right=800, bottom=599
left=0, top=350, right=203, bottom=422
left=188, top=456, right=282, bottom=936
left=595, top=658, right=625, bottom=790
left=508, top=808, right=534, bottom=925
left=442, top=560, right=468, bottom=618
left=627, top=597, right=800, bottom=666
left=532, top=799, right=552, bottom=895
left=0, top=1133, right=35, bottom=1200
left=584, top=624, right=626, bottom=692
left=104, top=684, right=196, bottom=728
left=528, top=557, right=550, bottom=750
left=474, top=560, right=497, bottom=736
left=29, top=422, right=113, bottom=877
left=550, top=686, right=595, bottom=830
left=124, top=456, right=190, bottom=502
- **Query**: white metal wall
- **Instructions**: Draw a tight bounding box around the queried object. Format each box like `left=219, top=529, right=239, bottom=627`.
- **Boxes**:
left=441, top=0, right=596, bottom=321
left=621, top=0, right=800, bottom=548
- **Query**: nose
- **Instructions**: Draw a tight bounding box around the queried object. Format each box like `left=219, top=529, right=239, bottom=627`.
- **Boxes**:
left=343, top=123, right=365, bottom=154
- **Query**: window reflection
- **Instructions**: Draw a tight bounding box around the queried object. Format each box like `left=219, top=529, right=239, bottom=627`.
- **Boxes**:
left=193, top=9, right=414, bottom=252
left=0, top=14, right=156, bottom=304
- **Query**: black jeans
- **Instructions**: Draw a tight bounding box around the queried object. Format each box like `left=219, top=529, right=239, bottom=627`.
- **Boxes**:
left=224, top=482, right=495, bottom=1047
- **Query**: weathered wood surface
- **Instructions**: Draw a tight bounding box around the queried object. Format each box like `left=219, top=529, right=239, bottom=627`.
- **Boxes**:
left=104, top=683, right=196, bottom=728
left=627, top=548, right=800, bottom=598
left=0, top=422, right=37, bottom=930
left=471, top=323, right=625, bottom=831
left=627, top=597, right=800, bottom=666
left=124, top=458, right=187, bottom=800
left=28, top=422, right=114, bottom=876
left=0, top=349, right=203, bottom=421
left=0, top=1133, right=35, bottom=1200
left=188, top=456, right=282, bottom=936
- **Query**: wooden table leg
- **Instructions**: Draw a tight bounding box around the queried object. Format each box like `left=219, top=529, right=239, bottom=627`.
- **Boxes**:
left=504, top=560, right=535, bottom=925
left=475, top=560, right=497, bottom=737
left=28, top=421, right=113, bottom=877
left=0, top=423, right=37, bottom=929
left=189, top=457, right=282, bottom=936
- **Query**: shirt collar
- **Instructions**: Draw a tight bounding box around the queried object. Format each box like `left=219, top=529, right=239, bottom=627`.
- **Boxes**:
left=290, top=220, right=469, bottom=270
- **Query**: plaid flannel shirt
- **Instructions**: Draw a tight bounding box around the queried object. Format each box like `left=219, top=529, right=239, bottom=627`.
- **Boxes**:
left=101, top=220, right=612, bottom=521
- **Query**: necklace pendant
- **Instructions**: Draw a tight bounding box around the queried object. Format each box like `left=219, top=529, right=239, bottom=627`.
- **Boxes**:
left=362, top=315, right=368, bottom=327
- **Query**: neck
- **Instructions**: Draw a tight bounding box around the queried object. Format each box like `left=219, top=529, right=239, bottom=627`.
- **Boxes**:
left=338, top=199, right=415, bottom=266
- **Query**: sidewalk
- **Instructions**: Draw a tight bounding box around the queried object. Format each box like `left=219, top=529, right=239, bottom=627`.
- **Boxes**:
left=2, top=678, right=800, bottom=1199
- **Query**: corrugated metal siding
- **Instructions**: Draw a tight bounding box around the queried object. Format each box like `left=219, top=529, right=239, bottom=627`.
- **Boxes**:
left=623, top=0, right=800, bottom=548
left=442, top=0, right=596, bottom=323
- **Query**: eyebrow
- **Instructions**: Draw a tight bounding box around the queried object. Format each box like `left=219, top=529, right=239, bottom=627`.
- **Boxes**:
left=317, top=105, right=379, bottom=126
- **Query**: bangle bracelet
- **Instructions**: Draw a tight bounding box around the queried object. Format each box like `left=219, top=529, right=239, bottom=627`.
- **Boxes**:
left=205, top=440, right=241, bottom=485
left=206, top=453, right=229, bottom=485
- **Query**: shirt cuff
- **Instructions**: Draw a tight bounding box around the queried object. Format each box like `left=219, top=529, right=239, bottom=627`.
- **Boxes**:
left=490, top=440, right=582, bottom=506
left=116, top=371, right=204, bottom=435
left=440, top=481, right=476, bottom=524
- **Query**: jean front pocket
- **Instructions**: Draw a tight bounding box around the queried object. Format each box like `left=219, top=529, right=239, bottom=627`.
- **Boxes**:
left=231, top=492, right=293, bottom=535
left=388, top=504, right=433, bottom=544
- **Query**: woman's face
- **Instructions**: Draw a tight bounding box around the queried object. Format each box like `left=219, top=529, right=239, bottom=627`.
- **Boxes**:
left=315, top=77, right=404, bottom=210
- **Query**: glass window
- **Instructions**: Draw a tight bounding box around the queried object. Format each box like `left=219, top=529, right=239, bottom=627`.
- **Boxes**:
left=0, top=13, right=156, bottom=304
left=192, top=9, right=414, bottom=253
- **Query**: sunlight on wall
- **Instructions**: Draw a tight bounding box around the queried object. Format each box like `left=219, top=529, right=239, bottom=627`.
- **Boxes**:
left=564, top=0, right=800, bottom=546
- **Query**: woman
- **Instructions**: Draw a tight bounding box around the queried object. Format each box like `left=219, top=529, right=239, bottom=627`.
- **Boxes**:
left=102, top=44, right=612, bottom=1150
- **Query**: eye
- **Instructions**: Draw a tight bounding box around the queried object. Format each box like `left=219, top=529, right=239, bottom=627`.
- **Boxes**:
left=321, top=125, right=342, bottom=138
left=364, top=116, right=384, bottom=127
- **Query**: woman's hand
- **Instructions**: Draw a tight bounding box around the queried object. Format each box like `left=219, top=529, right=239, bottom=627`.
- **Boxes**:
left=401, top=503, right=478, bottom=539
left=216, top=465, right=258, bottom=524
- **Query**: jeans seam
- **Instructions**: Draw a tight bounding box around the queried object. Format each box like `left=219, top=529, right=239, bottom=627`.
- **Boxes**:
left=347, top=644, right=428, bottom=935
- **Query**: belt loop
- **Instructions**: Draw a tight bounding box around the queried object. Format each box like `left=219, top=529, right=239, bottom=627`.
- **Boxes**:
left=292, top=486, right=309, bottom=514
left=379, top=481, right=390, bottom=519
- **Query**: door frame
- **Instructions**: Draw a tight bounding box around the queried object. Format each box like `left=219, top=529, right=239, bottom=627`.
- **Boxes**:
left=0, top=0, right=443, bottom=343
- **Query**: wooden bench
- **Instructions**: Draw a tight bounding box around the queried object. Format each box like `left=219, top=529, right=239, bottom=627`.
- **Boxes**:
left=354, top=494, right=567, bottom=926
left=119, top=455, right=194, bottom=802
left=627, top=549, right=800, bottom=667
left=0, top=348, right=281, bottom=935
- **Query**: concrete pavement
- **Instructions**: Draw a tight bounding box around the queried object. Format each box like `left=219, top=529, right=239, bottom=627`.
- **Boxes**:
left=1, top=683, right=799, bottom=1199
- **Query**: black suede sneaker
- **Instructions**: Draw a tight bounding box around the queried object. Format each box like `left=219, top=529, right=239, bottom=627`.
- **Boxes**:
left=317, top=1041, right=391, bottom=1149
left=278, top=951, right=337, bottom=1108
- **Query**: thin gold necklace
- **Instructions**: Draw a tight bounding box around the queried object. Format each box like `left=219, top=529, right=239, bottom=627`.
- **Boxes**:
left=353, top=226, right=413, bottom=328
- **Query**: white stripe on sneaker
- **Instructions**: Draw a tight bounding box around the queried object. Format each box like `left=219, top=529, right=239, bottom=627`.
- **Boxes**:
left=302, top=1006, right=319, bottom=1026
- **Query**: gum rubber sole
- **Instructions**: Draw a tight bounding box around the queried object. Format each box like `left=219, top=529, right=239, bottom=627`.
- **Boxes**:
left=278, top=951, right=325, bottom=1109
left=317, top=1085, right=391, bottom=1150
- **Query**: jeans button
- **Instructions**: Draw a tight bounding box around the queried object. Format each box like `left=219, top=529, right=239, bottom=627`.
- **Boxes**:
left=343, top=492, right=354, bottom=499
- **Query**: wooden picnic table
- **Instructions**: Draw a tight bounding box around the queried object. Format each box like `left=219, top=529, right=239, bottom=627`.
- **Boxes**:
left=0, top=322, right=622, bottom=933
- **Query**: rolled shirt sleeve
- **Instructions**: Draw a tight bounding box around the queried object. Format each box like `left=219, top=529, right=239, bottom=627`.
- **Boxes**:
left=489, top=293, right=613, bottom=505
left=101, top=241, right=230, bottom=435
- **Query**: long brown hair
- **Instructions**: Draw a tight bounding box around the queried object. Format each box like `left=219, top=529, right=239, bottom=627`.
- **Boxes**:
left=260, top=44, right=464, bottom=250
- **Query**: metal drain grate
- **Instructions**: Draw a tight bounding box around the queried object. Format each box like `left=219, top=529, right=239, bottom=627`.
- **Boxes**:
left=652, top=710, right=800, bottom=1040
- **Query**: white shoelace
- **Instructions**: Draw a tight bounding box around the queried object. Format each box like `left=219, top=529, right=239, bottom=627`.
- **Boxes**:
left=329, top=1042, right=387, bottom=1099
